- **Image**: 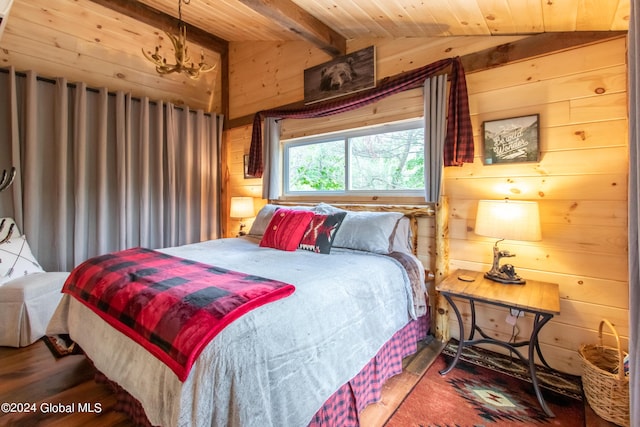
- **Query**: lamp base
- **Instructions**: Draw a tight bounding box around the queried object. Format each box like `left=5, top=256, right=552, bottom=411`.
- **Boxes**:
left=485, top=240, right=527, bottom=285
left=484, top=270, right=526, bottom=285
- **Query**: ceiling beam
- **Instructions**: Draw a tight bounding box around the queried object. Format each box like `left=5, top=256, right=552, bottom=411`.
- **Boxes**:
left=461, top=31, right=627, bottom=73
left=87, top=0, right=229, bottom=54
left=237, top=0, right=346, bottom=57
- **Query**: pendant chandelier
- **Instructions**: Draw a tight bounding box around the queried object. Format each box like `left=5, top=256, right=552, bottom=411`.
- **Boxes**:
left=142, top=0, right=215, bottom=80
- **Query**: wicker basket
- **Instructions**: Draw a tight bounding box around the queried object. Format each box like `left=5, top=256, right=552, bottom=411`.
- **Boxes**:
left=579, top=319, right=629, bottom=427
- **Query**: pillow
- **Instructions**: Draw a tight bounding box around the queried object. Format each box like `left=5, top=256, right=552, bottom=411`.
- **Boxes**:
left=299, top=211, right=347, bottom=254
left=390, top=217, right=413, bottom=254
left=260, top=209, right=315, bottom=251
left=248, top=204, right=313, bottom=237
left=314, top=202, right=345, bottom=216
left=0, top=234, right=45, bottom=285
left=314, top=204, right=404, bottom=254
left=248, top=204, right=280, bottom=237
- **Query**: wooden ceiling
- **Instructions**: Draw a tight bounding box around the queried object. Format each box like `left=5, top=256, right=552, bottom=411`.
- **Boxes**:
left=98, top=0, right=630, bottom=57
left=0, top=0, right=629, bottom=115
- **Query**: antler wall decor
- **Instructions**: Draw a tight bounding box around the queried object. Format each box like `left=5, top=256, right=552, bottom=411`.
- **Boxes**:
left=0, top=167, right=16, bottom=243
left=0, top=218, right=14, bottom=244
left=0, top=167, right=15, bottom=193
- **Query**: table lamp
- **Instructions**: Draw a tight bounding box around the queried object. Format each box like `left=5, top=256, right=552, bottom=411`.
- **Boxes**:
left=474, top=199, right=541, bottom=284
left=230, top=197, right=255, bottom=236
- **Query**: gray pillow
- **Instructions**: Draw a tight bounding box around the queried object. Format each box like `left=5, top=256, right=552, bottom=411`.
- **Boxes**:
left=314, top=203, right=403, bottom=254
left=247, top=204, right=280, bottom=237
left=391, top=217, right=413, bottom=254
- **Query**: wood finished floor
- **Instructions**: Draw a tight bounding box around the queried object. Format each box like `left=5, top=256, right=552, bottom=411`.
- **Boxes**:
left=0, top=338, right=618, bottom=426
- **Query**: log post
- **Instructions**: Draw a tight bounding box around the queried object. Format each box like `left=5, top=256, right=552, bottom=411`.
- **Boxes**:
left=434, top=195, right=450, bottom=342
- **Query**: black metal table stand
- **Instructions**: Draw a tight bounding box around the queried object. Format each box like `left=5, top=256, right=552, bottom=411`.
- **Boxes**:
left=438, top=294, right=556, bottom=417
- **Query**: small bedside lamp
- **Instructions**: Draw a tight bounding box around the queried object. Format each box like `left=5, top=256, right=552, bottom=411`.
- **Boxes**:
left=474, top=199, right=541, bottom=284
left=230, top=197, right=255, bottom=236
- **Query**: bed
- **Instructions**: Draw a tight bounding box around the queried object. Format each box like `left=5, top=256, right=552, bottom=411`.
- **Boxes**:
left=52, top=203, right=431, bottom=427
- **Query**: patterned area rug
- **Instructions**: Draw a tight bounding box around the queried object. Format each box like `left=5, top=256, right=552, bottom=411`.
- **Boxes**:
left=442, top=340, right=583, bottom=401
left=386, top=344, right=584, bottom=427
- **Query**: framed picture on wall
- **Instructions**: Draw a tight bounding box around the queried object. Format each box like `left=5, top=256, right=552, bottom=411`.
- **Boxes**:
left=303, top=46, right=376, bottom=105
left=243, top=154, right=258, bottom=179
left=482, top=114, right=540, bottom=165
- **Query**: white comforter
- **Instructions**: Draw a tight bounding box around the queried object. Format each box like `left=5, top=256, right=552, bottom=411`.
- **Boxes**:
left=63, top=237, right=422, bottom=427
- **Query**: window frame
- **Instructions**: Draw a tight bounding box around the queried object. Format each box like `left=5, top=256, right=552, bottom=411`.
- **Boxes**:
left=282, top=118, right=425, bottom=202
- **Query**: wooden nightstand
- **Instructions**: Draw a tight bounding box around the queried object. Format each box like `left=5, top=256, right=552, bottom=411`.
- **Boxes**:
left=436, top=268, right=560, bottom=417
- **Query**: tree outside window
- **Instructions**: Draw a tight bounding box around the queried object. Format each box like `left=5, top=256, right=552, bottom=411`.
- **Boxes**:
left=285, top=121, right=425, bottom=195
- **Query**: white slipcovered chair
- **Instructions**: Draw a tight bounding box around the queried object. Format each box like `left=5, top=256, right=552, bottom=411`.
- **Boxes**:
left=0, top=218, right=69, bottom=347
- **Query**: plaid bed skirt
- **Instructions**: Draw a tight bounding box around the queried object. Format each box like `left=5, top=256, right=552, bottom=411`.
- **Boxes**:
left=308, top=314, right=430, bottom=426
left=94, top=314, right=430, bottom=427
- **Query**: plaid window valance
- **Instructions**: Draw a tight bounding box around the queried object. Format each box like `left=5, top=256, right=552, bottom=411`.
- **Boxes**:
left=248, top=57, right=474, bottom=178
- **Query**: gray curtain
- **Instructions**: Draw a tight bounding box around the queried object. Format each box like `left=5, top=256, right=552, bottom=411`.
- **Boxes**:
left=629, top=1, right=639, bottom=424
left=0, top=67, right=222, bottom=272
left=423, top=74, right=447, bottom=202
left=261, top=117, right=281, bottom=200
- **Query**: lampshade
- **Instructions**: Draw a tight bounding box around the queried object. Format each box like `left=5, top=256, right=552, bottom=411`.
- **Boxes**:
left=230, top=197, right=254, bottom=219
left=475, top=199, right=541, bottom=242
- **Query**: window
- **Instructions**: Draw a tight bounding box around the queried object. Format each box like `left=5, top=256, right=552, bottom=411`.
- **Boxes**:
left=284, top=120, right=425, bottom=197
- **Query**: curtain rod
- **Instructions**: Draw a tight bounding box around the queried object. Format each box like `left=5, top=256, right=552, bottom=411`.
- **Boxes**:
left=0, top=67, right=209, bottom=115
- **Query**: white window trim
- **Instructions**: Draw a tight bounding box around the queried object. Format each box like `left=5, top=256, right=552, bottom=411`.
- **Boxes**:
left=282, top=118, right=425, bottom=200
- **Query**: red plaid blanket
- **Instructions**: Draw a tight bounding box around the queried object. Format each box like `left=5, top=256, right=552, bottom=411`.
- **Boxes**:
left=62, top=247, right=295, bottom=381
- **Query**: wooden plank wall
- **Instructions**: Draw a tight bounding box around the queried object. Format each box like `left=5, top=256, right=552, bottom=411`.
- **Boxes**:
left=226, top=36, right=629, bottom=375
left=448, top=37, right=629, bottom=375
left=228, top=36, right=524, bottom=121
left=0, top=0, right=222, bottom=112
left=225, top=35, right=525, bottom=238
